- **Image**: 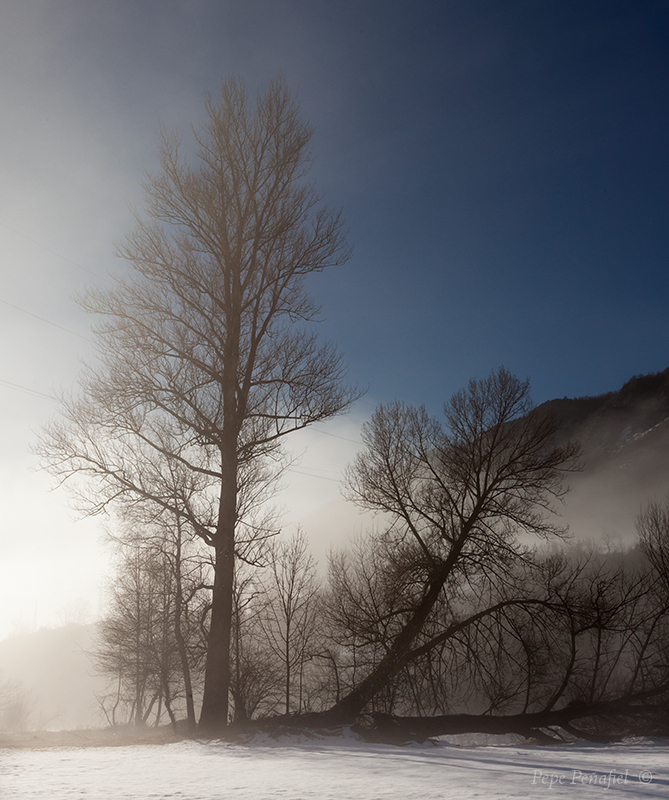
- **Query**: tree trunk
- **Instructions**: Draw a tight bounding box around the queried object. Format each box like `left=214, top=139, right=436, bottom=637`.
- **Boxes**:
left=357, top=692, right=669, bottom=744
left=331, top=564, right=451, bottom=720
left=199, top=537, right=234, bottom=732
left=285, top=618, right=291, bottom=715
left=199, top=445, right=237, bottom=733
left=173, top=520, right=197, bottom=732
left=225, top=683, right=669, bottom=744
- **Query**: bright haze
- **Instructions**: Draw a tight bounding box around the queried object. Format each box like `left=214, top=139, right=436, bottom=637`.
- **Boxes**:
left=0, top=1, right=667, bottom=641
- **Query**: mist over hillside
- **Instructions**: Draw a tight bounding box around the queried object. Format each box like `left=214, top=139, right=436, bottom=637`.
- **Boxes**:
left=541, top=368, right=669, bottom=544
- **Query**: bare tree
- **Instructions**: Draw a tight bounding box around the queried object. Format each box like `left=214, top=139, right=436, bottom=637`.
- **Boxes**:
left=96, top=523, right=210, bottom=730
left=95, top=542, right=167, bottom=727
left=229, top=564, right=282, bottom=722
left=386, top=547, right=669, bottom=742
left=638, top=497, right=669, bottom=592
left=37, top=76, right=358, bottom=732
left=0, top=673, right=32, bottom=733
left=259, top=530, right=321, bottom=714
left=328, top=367, right=580, bottom=720
left=322, top=529, right=669, bottom=742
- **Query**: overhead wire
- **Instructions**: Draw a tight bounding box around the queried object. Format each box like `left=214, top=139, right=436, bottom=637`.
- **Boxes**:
left=308, top=427, right=362, bottom=445
left=0, top=220, right=111, bottom=283
left=1, top=221, right=97, bottom=400
left=0, top=378, right=55, bottom=402
left=0, top=298, right=94, bottom=342
left=287, top=468, right=341, bottom=483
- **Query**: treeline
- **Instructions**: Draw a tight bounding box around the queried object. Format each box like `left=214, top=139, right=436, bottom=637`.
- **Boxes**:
left=95, top=510, right=669, bottom=742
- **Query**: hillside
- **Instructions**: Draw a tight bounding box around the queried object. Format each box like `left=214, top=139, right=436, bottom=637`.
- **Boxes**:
left=540, top=368, right=669, bottom=542
left=540, top=368, right=669, bottom=452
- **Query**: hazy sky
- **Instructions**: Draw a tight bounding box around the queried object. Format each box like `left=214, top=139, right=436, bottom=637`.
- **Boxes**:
left=1, top=0, right=668, bottom=639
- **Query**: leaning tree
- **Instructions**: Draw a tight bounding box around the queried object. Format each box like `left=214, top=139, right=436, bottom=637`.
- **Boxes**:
left=325, top=368, right=580, bottom=721
left=313, top=369, right=669, bottom=742
left=37, top=76, right=358, bottom=732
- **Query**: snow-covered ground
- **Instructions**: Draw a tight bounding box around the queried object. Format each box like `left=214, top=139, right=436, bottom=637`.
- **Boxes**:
left=1, top=732, right=667, bottom=799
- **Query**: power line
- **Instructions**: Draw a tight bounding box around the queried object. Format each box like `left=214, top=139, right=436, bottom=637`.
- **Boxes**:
left=309, top=427, right=362, bottom=445
left=0, top=220, right=110, bottom=282
left=0, top=222, right=101, bottom=346
left=287, top=468, right=341, bottom=483
left=0, top=378, right=55, bottom=401
left=0, top=298, right=94, bottom=342
left=297, top=464, right=342, bottom=475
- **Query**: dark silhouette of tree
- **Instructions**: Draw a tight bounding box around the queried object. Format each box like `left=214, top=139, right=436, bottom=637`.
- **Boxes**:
left=328, top=367, right=580, bottom=720
left=37, top=76, right=358, bottom=732
left=638, top=497, right=669, bottom=593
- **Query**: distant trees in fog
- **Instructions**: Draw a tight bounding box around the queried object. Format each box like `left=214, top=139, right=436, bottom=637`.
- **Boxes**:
left=94, top=512, right=210, bottom=731
left=95, top=526, right=325, bottom=729
left=638, top=496, right=669, bottom=593
left=0, top=673, right=32, bottom=733
left=258, top=531, right=322, bottom=716
left=228, top=535, right=322, bottom=721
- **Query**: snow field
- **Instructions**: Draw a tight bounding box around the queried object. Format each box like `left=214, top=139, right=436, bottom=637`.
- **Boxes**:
left=0, top=735, right=667, bottom=799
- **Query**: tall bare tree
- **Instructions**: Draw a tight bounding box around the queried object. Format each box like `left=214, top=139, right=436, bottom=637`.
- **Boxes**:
left=37, top=76, right=358, bottom=732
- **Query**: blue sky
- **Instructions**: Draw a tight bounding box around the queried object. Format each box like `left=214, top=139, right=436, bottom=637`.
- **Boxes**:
left=305, top=0, right=669, bottom=409
left=4, top=0, right=669, bottom=405
left=1, top=0, right=668, bottom=635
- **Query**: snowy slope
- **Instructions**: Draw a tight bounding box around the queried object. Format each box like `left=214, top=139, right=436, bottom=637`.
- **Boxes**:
left=1, top=735, right=667, bottom=799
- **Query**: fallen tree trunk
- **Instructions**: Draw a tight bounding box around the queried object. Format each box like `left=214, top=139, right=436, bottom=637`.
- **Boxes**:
left=359, top=710, right=604, bottom=744
left=219, top=684, right=669, bottom=745
left=356, top=690, right=669, bottom=744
